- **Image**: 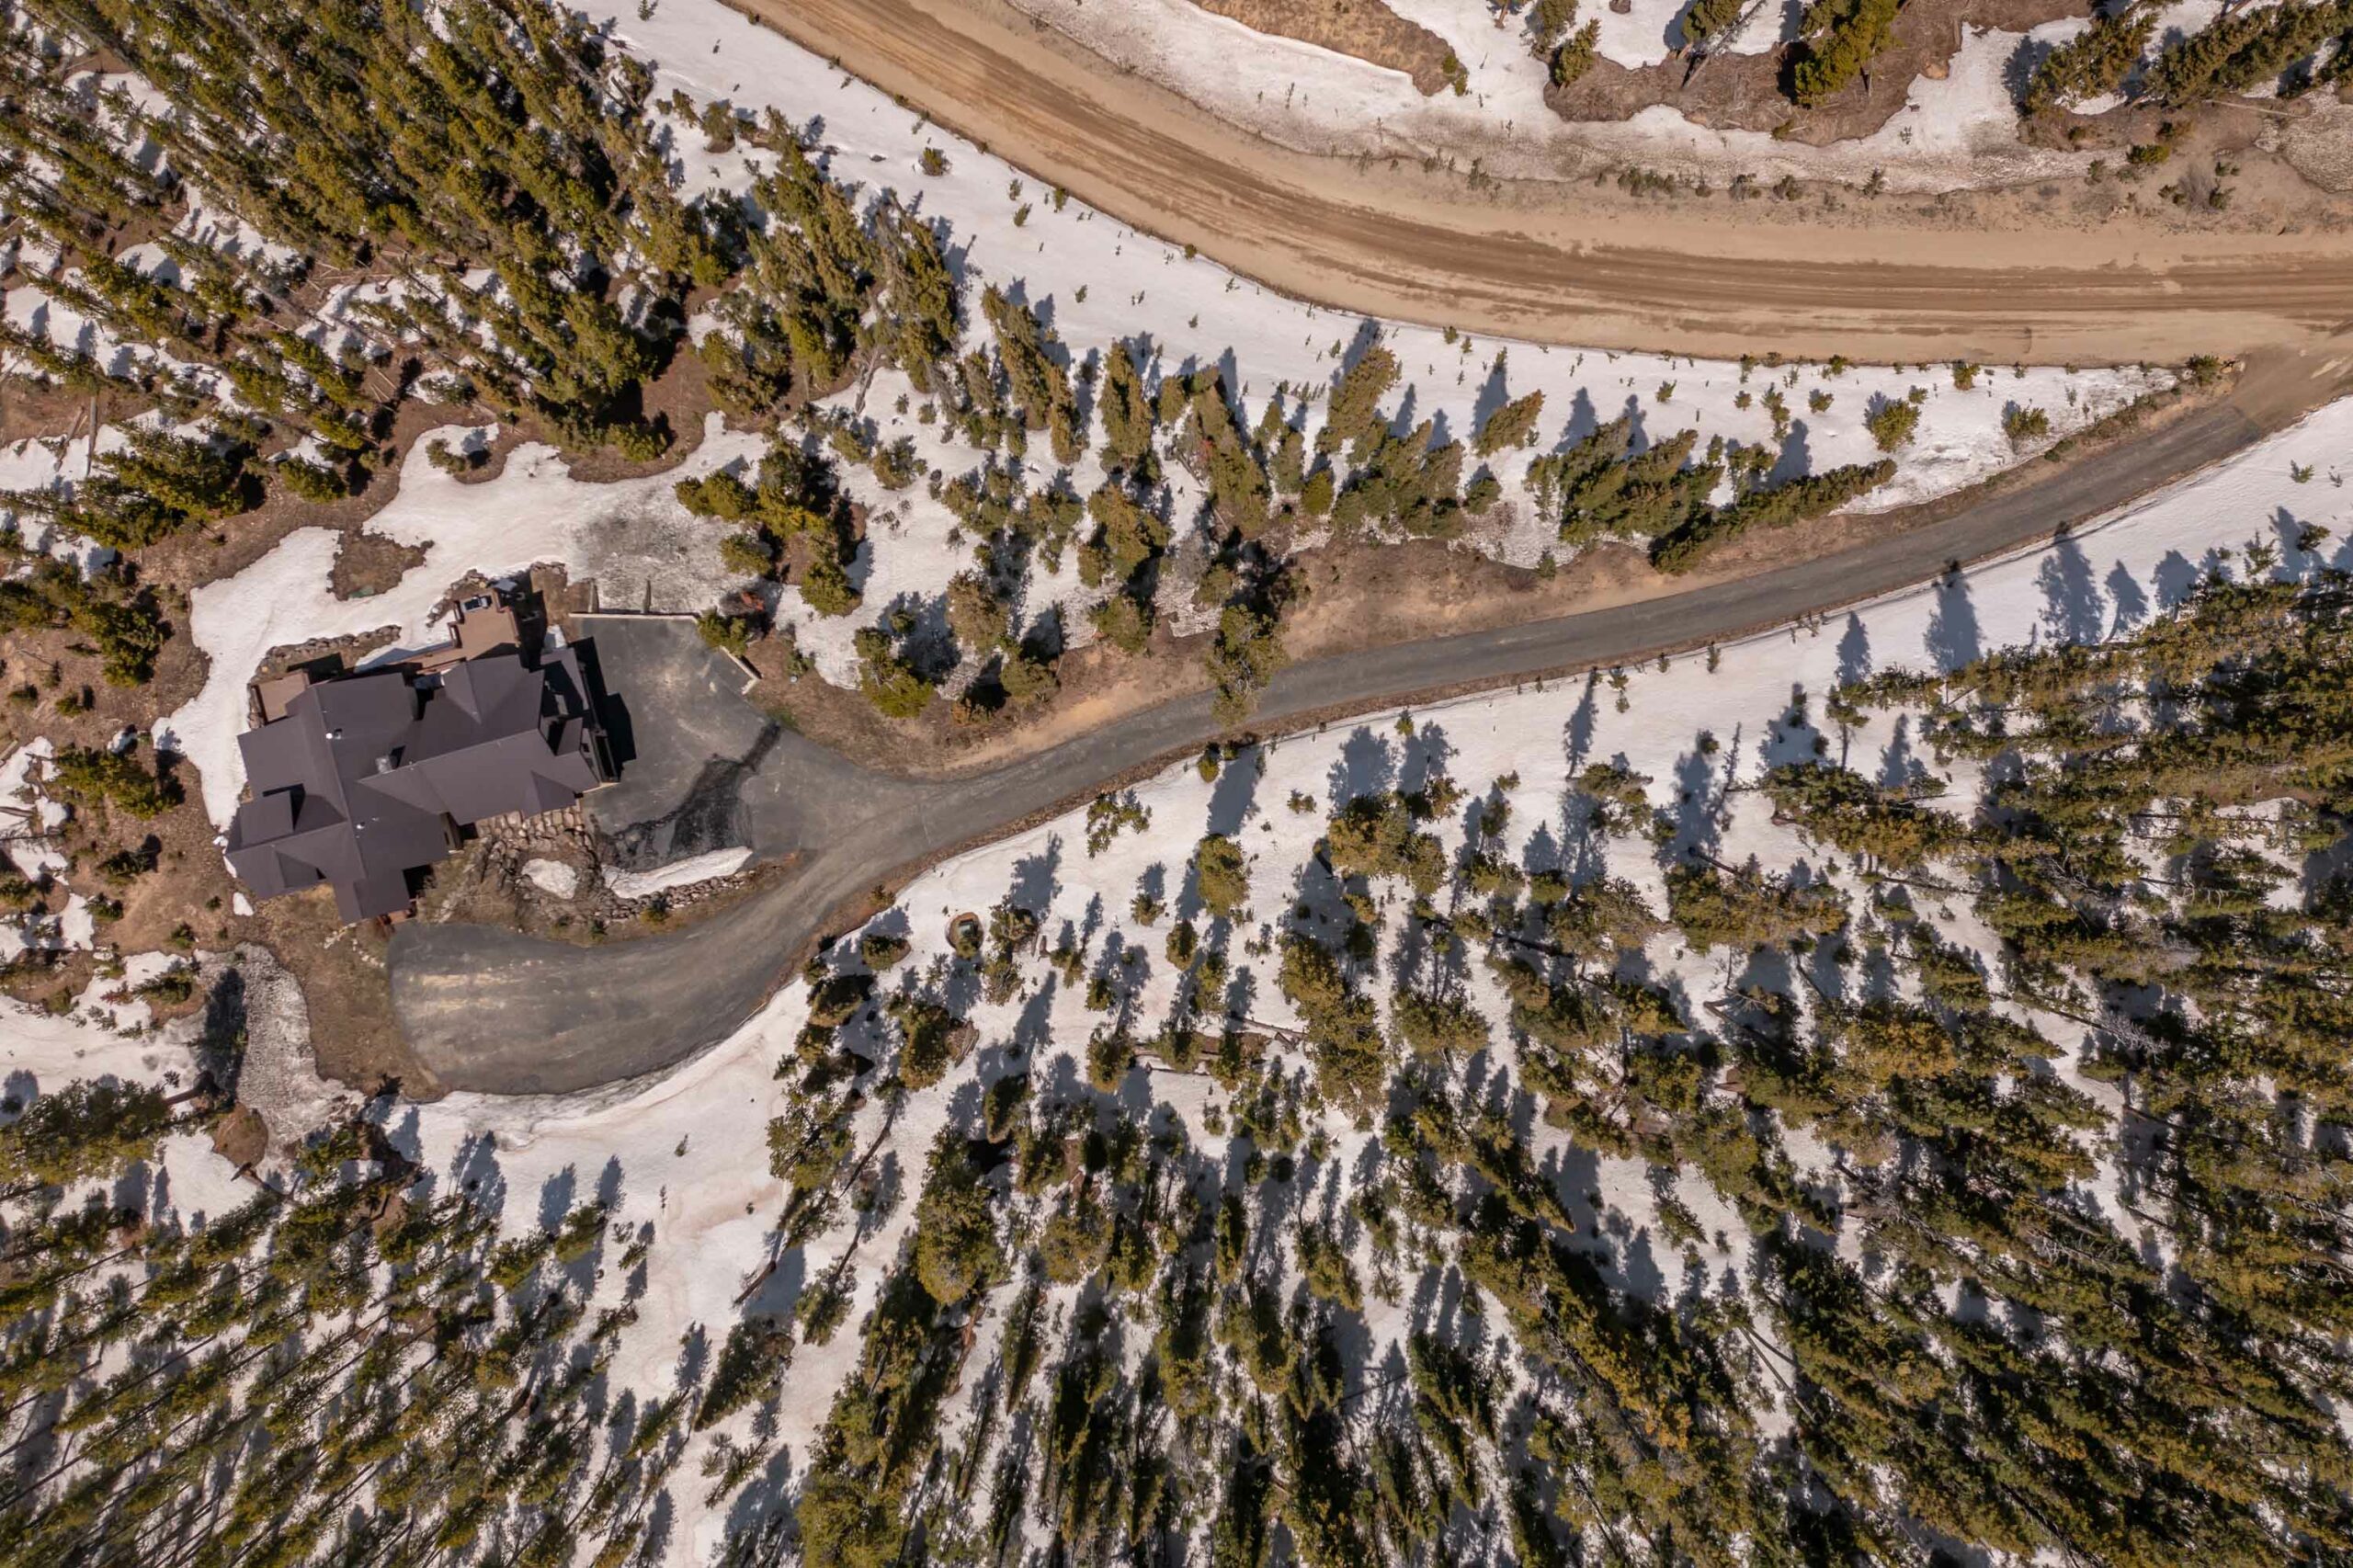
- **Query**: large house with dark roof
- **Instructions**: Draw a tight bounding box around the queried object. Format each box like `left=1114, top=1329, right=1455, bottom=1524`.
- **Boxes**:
left=226, top=595, right=611, bottom=922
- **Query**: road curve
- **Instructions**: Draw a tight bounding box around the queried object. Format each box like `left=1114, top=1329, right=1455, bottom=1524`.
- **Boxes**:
left=390, top=381, right=2284, bottom=1095
left=725, top=0, right=2353, bottom=365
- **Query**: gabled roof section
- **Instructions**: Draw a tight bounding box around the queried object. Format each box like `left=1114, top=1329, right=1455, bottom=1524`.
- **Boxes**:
left=226, top=647, right=608, bottom=922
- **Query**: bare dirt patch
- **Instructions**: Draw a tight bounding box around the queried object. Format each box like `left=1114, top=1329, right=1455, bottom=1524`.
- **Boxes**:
left=1553, top=0, right=2080, bottom=142
left=0, top=380, right=124, bottom=449
left=559, top=342, right=720, bottom=484
left=330, top=531, right=430, bottom=600
left=246, top=894, right=420, bottom=1095
left=1190, top=0, right=1458, bottom=94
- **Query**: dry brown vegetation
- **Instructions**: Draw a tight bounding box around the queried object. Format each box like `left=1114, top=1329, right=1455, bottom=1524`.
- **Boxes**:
left=1191, top=0, right=1460, bottom=94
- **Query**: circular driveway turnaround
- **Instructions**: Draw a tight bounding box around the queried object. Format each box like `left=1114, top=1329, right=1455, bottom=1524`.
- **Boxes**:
left=389, top=382, right=2289, bottom=1095
left=727, top=0, right=2353, bottom=366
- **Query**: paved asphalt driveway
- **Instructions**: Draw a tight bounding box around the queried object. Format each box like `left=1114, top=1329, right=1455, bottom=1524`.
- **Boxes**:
left=389, top=397, right=2264, bottom=1094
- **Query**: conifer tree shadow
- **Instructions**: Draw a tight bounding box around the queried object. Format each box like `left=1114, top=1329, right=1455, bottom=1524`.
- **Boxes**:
left=743, top=1247, right=806, bottom=1324
left=1324, top=725, right=1395, bottom=806
left=1556, top=384, right=1600, bottom=449
left=0, top=1070, right=33, bottom=1122
left=1562, top=672, right=1601, bottom=773
left=1924, top=566, right=1982, bottom=671
left=673, top=1323, right=711, bottom=1392
left=2106, top=559, right=2151, bottom=632
left=451, top=1131, right=507, bottom=1217
left=1006, top=838, right=1063, bottom=920
left=2038, top=528, right=2107, bottom=645
left=1802, top=932, right=1852, bottom=1008
left=2153, top=549, right=2202, bottom=608
left=1836, top=612, right=1872, bottom=688
left=1336, top=317, right=1386, bottom=378
left=1007, top=976, right=1061, bottom=1068
left=196, top=965, right=247, bottom=1103
left=1407, top=1258, right=1466, bottom=1342
left=1399, top=722, right=1453, bottom=801
left=1768, top=419, right=1814, bottom=486
left=1662, top=735, right=1733, bottom=864
left=1206, top=743, right=1262, bottom=834
left=1876, top=712, right=1934, bottom=790
left=2004, top=32, right=2058, bottom=102
left=718, top=1447, right=800, bottom=1562
left=637, top=1491, right=677, bottom=1567
left=1761, top=690, right=1826, bottom=769
left=1471, top=353, right=1512, bottom=432
left=1618, top=1226, right=1669, bottom=1306
left=538, top=1165, right=578, bottom=1235
left=1540, top=1140, right=1606, bottom=1240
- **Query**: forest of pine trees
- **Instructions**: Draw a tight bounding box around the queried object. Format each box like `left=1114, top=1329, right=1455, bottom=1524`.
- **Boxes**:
left=636, top=558, right=2353, bottom=1564
left=0, top=1083, right=699, bottom=1568
left=8, top=5, right=2348, bottom=1558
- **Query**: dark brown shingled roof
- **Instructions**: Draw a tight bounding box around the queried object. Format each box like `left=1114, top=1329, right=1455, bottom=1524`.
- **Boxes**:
left=225, top=646, right=608, bottom=922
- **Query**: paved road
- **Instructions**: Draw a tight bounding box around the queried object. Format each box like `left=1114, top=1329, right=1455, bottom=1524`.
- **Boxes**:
left=389, top=384, right=2295, bottom=1094
left=728, top=0, right=2353, bottom=365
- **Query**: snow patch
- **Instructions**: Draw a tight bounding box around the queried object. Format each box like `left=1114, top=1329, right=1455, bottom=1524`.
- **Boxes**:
left=604, top=846, right=754, bottom=900
left=521, top=858, right=581, bottom=900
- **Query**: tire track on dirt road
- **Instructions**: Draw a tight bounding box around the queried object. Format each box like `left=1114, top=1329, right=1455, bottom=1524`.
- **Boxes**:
left=727, top=0, right=2353, bottom=364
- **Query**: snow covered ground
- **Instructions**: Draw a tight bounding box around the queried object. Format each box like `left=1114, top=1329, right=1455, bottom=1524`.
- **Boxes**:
left=14, top=382, right=2345, bottom=1561
left=582, top=0, right=2168, bottom=688
left=995, top=0, right=2102, bottom=191
left=522, top=858, right=582, bottom=900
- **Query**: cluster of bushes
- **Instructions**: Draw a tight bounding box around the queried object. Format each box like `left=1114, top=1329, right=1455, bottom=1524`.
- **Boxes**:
left=0, top=556, right=170, bottom=686
left=677, top=440, right=860, bottom=617
left=1789, top=0, right=1904, bottom=107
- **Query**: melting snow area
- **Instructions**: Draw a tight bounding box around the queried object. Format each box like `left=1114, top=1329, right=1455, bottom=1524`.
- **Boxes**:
left=605, top=846, right=756, bottom=900
left=522, top=858, right=582, bottom=900
left=993, top=0, right=2097, bottom=190
left=16, top=0, right=2170, bottom=807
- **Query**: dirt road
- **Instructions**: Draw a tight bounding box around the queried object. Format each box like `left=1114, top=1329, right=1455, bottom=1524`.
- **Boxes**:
left=733, top=0, right=2353, bottom=365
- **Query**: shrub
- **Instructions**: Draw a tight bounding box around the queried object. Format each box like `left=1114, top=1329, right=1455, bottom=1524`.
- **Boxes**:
left=859, top=932, right=910, bottom=970
left=1529, top=0, right=1580, bottom=53
left=799, top=541, right=861, bottom=617
left=1865, top=398, right=1921, bottom=452
left=910, top=1134, right=1002, bottom=1304
left=1205, top=604, right=1284, bottom=724
left=51, top=744, right=180, bottom=818
left=1680, top=0, right=1746, bottom=48
left=1193, top=835, right=1250, bottom=920
left=1089, top=593, right=1153, bottom=654
left=1474, top=390, right=1546, bottom=457
left=2021, top=6, right=2155, bottom=112
left=277, top=456, right=349, bottom=502
left=695, top=610, right=757, bottom=659
left=855, top=628, right=934, bottom=718
left=1790, top=0, right=1901, bottom=107
left=1550, top=20, right=1601, bottom=86
left=718, top=532, right=775, bottom=578
left=2003, top=404, right=2052, bottom=445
